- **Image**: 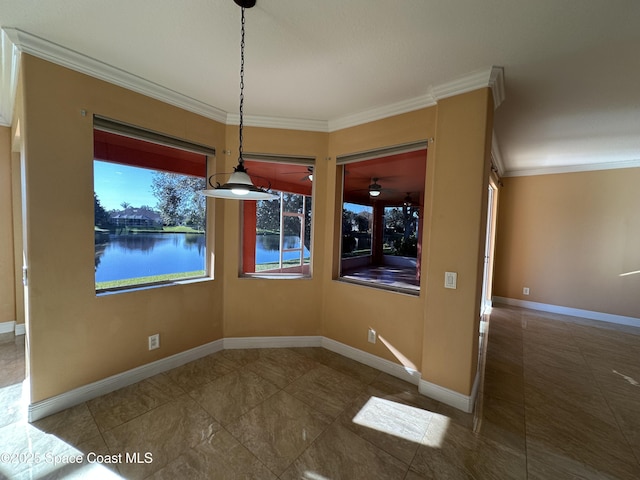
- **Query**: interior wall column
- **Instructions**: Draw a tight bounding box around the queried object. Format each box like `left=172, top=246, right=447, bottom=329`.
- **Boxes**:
left=420, top=88, right=494, bottom=410
left=0, top=127, right=16, bottom=326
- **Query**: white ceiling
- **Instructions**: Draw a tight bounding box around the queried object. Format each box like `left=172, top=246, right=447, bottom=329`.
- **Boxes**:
left=1, top=0, right=640, bottom=176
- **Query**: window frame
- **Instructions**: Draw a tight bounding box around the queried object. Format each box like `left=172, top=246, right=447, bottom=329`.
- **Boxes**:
left=93, top=116, right=215, bottom=294
left=240, top=155, right=315, bottom=279
left=335, top=141, right=428, bottom=295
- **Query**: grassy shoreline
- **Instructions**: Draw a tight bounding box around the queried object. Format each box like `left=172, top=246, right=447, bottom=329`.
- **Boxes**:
left=96, top=270, right=206, bottom=290
left=255, top=259, right=310, bottom=272
left=95, top=226, right=204, bottom=234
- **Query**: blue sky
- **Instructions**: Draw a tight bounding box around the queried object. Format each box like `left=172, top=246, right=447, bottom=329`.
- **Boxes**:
left=95, top=161, right=374, bottom=214
left=344, top=202, right=372, bottom=214
left=94, top=161, right=157, bottom=211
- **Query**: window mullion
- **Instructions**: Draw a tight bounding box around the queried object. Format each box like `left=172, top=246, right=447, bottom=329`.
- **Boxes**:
left=279, top=192, right=284, bottom=271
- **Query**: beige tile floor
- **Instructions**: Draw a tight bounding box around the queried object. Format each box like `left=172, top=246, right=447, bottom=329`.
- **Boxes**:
left=1, top=305, right=639, bottom=479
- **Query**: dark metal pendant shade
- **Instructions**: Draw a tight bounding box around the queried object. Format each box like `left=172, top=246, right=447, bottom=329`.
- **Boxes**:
left=234, top=0, right=256, bottom=8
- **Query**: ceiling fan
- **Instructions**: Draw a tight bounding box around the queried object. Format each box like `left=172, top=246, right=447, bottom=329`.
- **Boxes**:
left=281, top=166, right=314, bottom=182
left=369, top=178, right=382, bottom=197
left=348, top=177, right=400, bottom=198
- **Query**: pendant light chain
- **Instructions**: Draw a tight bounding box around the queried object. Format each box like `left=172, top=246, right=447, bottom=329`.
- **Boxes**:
left=199, top=1, right=277, bottom=200
left=238, top=7, right=246, bottom=166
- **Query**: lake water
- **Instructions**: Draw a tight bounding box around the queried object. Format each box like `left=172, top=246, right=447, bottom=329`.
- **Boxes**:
left=255, top=235, right=311, bottom=263
left=95, top=233, right=310, bottom=282
left=95, top=233, right=206, bottom=282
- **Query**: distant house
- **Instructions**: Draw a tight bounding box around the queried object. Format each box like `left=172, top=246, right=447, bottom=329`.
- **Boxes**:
left=110, top=207, right=162, bottom=228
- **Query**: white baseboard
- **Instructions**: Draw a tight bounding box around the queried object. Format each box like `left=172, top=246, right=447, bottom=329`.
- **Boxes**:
left=28, top=334, right=473, bottom=422
left=28, top=339, right=224, bottom=422
left=0, top=321, right=15, bottom=334
left=321, top=337, right=421, bottom=386
left=0, top=321, right=26, bottom=335
left=493, top=297, right=640, bottom=328
left=194, top=335, right=421, bottom=387
left=419, top=370, right=480, bottom=413
left=224, top=335, right=322, bottom=349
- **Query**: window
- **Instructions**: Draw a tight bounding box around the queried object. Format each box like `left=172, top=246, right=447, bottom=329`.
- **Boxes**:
left=241, top=158, right=314, bottom=277
left=342, top=203, right=373, bottom=258
left=337, top=144, right=427, bottom=293
left=383, top=205, right=420, bottom=258
left=93, top=118, right=215, bottom=291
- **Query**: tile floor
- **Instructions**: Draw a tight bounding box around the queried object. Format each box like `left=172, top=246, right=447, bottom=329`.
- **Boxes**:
left=1, top=305, right=639, bottom=479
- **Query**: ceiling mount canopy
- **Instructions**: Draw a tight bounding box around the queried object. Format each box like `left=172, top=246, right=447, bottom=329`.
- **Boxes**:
left=201, top=0, right=277, bottom=200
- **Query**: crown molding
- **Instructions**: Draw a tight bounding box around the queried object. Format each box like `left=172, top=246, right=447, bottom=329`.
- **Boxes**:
left=327, top=93, right=437, bottom=132
left=488, top=66, right=505, bottom=109
left=0, top=30, right=21, bottom=126
left=227, top=112, right=328, bottom=132
left=491, top=131, right=505, bottom=177
left=328, top=66, right=505, bottom=132
left=504, top=158, right=640, bottom=177
left=431, top=65, right=505, bottom=109
left=1, top=27, right=505, bottom=135
left=2, top=27, right=228, bottom=124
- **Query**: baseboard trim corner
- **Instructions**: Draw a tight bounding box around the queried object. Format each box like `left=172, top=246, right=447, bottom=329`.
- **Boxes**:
left=28, top=338, right=224, bottom=422
left=0, top=321, right=15, bottom=335
left=223, top=335, right=322, bottom=349
left=418, top=374, right=478, bottom=413
left=0, top=321, right=27, bottom=336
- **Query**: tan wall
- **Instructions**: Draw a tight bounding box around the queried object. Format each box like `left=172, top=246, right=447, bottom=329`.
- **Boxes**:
left=494, top=169, right=640, bottom=318
left=11, top=70, right=26, bottom=328
left=15, top=54, right=494, bottom=404
left=322, top=92, right=494, bottom=396
left=11, top=149, right=25, bottom=328
left=222, top=126, right=328, bottom=337
left=323, top=109, right=436, bottom=370
left=21, top=55, right=226, bottom=402
left=0, top=126, right=16, bottom=324
left=421, top=89, right=494, bottom=394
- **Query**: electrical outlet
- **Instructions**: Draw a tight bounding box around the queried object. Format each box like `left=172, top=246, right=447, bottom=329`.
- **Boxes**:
left=367, top=328, right=376, bottom=344
left=148, top=334, right=160, bottom=350
left=523, top=287, right=530, bottom=295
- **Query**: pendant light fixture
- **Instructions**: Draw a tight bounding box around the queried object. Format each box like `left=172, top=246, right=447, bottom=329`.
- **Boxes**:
left=200, top=0, right=278, bottom=200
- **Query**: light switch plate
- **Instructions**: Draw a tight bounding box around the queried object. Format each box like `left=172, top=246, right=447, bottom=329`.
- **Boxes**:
left=444, top=272, right=457, bottom=289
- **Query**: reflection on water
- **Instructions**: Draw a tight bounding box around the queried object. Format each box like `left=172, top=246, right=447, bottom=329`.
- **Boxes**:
left=95, top=233, right=205, bottom=282
left=256, top=234, right=311, bottom=263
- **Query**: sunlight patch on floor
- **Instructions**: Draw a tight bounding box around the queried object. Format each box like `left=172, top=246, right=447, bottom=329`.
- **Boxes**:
left=352, top=396, right=444, bottom=446
left=0, top=421, right=121, bottom=479
left=302, top=471, right=331, bottom=480
left=613, top=370, right=639, bottom=387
